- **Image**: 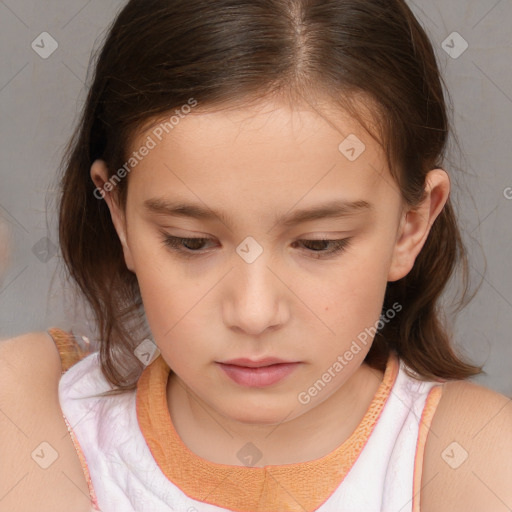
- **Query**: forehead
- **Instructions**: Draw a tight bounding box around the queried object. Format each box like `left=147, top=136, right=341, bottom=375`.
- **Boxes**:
left=125, top=98, right=397, bottom=213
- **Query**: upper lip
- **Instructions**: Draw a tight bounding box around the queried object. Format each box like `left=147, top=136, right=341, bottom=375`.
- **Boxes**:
left=218, top=357, right=297, bottom=368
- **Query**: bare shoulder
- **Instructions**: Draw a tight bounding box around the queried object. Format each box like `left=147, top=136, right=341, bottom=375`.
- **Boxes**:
left=421, top=378, right=512, bottom=512
left=0, top=330, right=62, bottom=378
left=0, top=331, right=92, bottom=512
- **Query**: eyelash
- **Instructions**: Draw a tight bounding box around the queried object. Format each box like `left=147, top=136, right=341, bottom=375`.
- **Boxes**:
left=159, top=234, right=352, bottom=259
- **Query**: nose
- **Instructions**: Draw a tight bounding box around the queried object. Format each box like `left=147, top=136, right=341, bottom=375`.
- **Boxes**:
left=223, top=254, right=289, bottom=336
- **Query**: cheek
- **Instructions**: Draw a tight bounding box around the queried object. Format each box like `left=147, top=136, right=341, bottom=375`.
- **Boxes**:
left=312, top=257, right=389, bottom=343
left=137, top=270, right=193, bottom=336
left=133, top=258, right=210, bottom=367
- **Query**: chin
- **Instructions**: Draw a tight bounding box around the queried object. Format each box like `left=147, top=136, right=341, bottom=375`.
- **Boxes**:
left=221, top=401, right=302, bottom=426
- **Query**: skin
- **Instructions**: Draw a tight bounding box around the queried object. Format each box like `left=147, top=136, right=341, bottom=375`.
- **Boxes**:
left=90, top=96, right=450, bottom=467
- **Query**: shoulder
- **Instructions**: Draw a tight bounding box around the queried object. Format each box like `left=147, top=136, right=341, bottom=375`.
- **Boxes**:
left=0, top=331, right=93, bottom=511
left=421, top=379, right=512, bottom=512
left=0, top=330, right=61, bottom=377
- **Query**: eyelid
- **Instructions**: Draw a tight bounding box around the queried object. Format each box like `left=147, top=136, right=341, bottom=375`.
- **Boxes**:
left=156, top=224, right=354, bottom=238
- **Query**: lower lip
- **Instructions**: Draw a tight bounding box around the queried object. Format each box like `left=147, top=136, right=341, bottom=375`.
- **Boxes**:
left=216, top=362, right=300, bottom=387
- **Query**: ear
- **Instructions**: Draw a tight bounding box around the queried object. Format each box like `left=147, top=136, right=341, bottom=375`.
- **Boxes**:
left=387, top=169, right=450, bottom=282
left=90, top=159, right=136, bottom=272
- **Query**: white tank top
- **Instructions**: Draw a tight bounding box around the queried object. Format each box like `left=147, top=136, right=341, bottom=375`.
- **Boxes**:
left=50, top=328, right=444, bottom=512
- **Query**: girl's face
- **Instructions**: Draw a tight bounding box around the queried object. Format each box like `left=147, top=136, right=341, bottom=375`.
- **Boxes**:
left=92, top=97, right=447, bottom=426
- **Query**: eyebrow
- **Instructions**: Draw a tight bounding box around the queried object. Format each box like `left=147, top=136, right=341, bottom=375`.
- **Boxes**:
left=143, top=197, right=373, bottom=227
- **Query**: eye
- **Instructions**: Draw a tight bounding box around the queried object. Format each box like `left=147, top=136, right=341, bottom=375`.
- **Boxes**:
left=160, top=233, right=352, bottom=259
left=160, top=235, right=215, bottom=258
left=291, top=238, right=352, bottom=258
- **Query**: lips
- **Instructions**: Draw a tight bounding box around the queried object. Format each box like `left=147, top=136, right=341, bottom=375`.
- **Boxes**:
left=216, top=360, right=300, bottom=387
left=219, top=357, right=295, bottom=368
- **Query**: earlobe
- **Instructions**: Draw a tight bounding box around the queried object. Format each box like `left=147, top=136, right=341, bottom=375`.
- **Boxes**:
left=90, top=159, right=136, bottom=272
left=387, top=169, right=450, bottom=282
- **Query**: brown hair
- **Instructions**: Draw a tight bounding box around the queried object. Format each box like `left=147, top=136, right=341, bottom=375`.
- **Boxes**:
left=55, top=0, right=484, bottom=396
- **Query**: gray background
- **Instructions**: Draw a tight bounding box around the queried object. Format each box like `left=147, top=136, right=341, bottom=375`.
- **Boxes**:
left=0, top=1, right=511, bottom=396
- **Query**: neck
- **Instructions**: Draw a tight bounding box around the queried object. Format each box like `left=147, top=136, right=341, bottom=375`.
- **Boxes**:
left=166, top=361, right=385, bottom=466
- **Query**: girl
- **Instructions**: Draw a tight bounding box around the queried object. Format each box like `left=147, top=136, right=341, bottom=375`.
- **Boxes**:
left=1, top=0, right=511, bottom=511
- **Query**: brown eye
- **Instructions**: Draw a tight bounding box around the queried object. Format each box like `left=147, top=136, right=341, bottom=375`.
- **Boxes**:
left=292, top=238, right=352, bottom=258
left=160, top=235, right=216, bottom=258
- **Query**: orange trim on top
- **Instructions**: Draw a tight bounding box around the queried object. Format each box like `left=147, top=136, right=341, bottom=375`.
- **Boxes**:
left=136, top=351, right=400, bottom=512
left=47, top=327, right=91, bottom=373
left=63, top=414, right=101, bottom=511
left=47, top=327, right=100, bottom=510
left=412, top=384, right=444, bottom=512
